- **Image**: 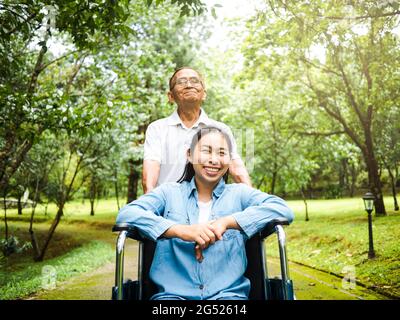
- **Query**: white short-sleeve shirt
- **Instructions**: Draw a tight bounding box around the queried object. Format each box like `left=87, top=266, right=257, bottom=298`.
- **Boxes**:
left=144, top=108, right=240, bottom=186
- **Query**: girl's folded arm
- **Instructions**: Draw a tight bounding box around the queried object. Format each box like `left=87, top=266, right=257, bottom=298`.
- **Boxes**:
left=116, top=184, right=178, bottom=241
left=230, top=184, right=294, bottom=238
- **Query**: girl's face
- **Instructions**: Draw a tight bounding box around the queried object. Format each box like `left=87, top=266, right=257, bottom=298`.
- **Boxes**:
left=189, top=132, right=231, bottom=186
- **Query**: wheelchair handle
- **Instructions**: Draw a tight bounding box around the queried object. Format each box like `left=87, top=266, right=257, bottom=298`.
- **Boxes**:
left=276, top=224, right=290, bottom=300
left=115, top=230, right=128, bottom=300
left=259, top=218, right=290, bottom=240
left=113, top=223, right=146, bottom=241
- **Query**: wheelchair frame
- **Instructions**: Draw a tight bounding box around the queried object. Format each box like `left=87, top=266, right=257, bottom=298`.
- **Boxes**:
left=112, top=218, right=294, bottom=300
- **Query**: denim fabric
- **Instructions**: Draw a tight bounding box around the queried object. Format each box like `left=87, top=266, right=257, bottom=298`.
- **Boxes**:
left=116, top=178, right=294, bottom=300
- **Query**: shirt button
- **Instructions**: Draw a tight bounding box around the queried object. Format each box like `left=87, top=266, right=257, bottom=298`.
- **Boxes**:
left=199, top=284, right=204, bottom=290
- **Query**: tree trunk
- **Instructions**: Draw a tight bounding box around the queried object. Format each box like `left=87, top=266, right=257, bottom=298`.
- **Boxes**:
left=89, top=176, right=96, bottom=216
left=256, top=175, right=266, bottom=190
left=271, top=171, right=277, bottom=195
left=301, top=188, right=309, bottom=221
left=17, top=195, right=22, bottom=215
left=339, top=158, right=347, bottom=193
left=349, top=162, right=357, bottom=198
left=362, top=151, right=386, bottom=216
left=363, top=126, right=386, bottom=216
left=90, top=199, right=95, bottom=216
left=114, top=168, right=120, bottom=211
left=388, top=166, right=399, bottom=211
left=127, top=159, right=141, bottom=203
left=3, top=195, right=8, bottom=241
left=29, top=178, right=41, bottom=258
left=0, top=137, right=36, bottom=197
left=35, top=205, right=64, bottom=262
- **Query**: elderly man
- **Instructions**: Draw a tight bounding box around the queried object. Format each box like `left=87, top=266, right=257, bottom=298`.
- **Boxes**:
left=142, top=67, right=251, bottom=193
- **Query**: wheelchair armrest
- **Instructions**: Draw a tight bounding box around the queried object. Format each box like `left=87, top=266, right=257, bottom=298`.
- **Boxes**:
left=113, top=217, right=290, bottom=242
left=112, top=223, right=146, bottom=242
left=259, top=218, right=290, bottom=240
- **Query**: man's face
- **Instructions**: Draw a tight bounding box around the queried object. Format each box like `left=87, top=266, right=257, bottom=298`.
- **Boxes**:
left=168, top=69, right=206, bottom=106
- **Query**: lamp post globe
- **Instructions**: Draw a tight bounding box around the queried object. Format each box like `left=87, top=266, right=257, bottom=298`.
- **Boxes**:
left=362, top=192, right=375, bottom=212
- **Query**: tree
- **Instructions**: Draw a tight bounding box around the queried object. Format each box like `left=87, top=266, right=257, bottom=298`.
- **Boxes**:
left=0, top=0, right=207, bottom=198
left=376, top=103, right=400, bottom=211
left=240, top=0, right=400, bottom=215
left=30, top=130, right=114, bottom=261
left=1, top=0, right=212, bottom=261
left=0, top=0, right=133, bottom=196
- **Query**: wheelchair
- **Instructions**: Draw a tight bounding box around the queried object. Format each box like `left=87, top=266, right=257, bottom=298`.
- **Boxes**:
left=111, top=217, right=294, bottom=300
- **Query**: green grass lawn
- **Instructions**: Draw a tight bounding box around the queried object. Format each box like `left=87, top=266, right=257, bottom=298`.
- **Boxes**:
left=1, top=196, right=399, bottom=299
left=265, top=196, right=400, bottom=298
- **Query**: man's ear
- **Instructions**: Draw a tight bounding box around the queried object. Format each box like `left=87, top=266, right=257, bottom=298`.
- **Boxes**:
left=167, top=91, right=175, bottom=104
left=201, top=89, right=207, bottom=101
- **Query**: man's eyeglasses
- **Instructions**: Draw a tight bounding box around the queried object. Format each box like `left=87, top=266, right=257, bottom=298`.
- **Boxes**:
left=172, top=77, right=203, bottom=89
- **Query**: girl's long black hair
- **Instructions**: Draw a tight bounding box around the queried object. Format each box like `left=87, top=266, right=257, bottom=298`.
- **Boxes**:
left=177, top=125, right=233, bottom=183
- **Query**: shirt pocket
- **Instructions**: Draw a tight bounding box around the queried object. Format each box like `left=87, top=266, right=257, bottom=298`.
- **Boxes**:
left=164, top=210, right=189, bottom=224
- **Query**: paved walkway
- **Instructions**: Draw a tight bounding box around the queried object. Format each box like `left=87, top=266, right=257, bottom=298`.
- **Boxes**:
left=267, top=258, right=387, bottom=300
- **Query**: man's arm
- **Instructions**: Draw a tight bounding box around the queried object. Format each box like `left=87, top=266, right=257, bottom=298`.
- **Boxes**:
left=142, top=160, right=161, bottom=194
left=229, top=158, right=252, bottom=187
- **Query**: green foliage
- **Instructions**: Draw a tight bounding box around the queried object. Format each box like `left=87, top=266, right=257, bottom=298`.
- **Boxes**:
left=232, top=0, right=400, bottom=201
left=0, top=0, right=206, bottom=195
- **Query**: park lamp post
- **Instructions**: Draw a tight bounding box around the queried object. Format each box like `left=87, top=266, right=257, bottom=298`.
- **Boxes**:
left=362, top=192, right=376, bottom=259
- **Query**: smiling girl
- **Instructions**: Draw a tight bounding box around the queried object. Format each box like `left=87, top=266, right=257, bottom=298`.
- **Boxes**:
left=116, top=126, right=294, bottom=300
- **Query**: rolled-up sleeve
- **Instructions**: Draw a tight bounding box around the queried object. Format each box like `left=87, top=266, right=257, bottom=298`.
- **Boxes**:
left=143, top=122, right=162, bottom=163
left=116, top=185, right=177, bottom=241
left=231, top=184, right=294, bottom=238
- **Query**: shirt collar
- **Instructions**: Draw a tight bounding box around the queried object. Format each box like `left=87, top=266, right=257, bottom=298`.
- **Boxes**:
left=187, top=176, right=226, bottom=199
left=167, top=108, right=211, bottom=128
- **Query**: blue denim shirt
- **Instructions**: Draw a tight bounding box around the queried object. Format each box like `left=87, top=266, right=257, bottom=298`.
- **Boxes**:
left=116, top=178, right=294, bottom=300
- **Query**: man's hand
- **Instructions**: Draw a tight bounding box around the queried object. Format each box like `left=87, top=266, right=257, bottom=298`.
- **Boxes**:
left=229, top=158, right=252, bottom=187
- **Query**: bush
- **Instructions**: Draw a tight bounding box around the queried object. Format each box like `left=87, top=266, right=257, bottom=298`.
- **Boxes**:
left=0, top=236, right=32, bottom=257
left=323, top=185, right=342, bottom=199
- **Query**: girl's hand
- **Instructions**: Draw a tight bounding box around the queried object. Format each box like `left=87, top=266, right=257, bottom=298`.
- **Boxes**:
left=208, top=216, right=239, bottom=240
left=165, top=224, right=216, bottom=249
left=195, top=216, right=240, bottom=262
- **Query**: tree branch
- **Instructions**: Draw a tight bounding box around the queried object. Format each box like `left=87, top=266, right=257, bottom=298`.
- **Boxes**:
left=295, top=130, right=345, bottom=136
left=333, top=47, right=366, bottom=126
left=305, top=72, right=366, bottom=153
left=39, top=49, right=82, bottom=72
left=317, top=10, right=400, bottom=20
